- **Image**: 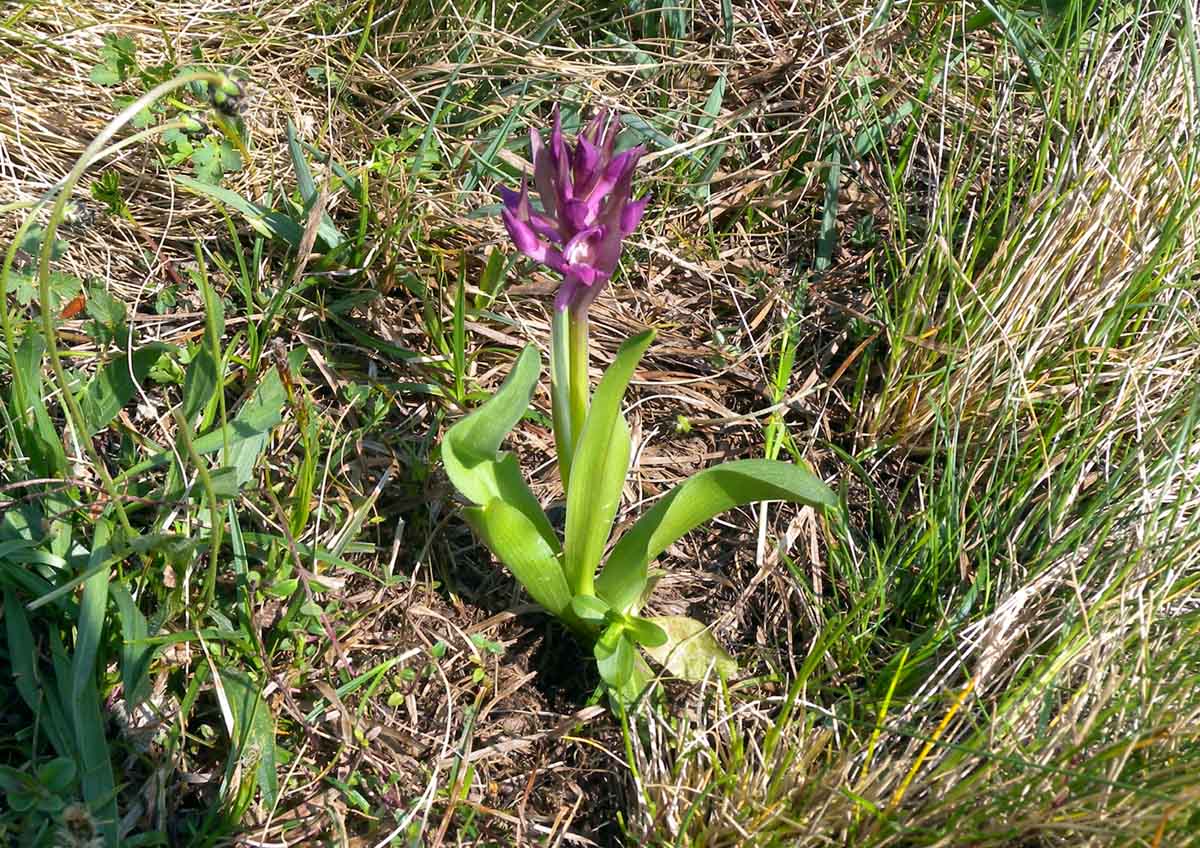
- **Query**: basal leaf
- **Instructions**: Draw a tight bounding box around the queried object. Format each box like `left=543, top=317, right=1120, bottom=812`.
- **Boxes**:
left=110, top=583, right=155, bottom=711
left=464, top=499, right=571, bottom=618
left=643, top=616, right=737, bottom=682
left=570, top=594, right=610, bottom=624
left=563, top=330, right=653, bottom=592
left=286, top=119, right=343, bottom=249
left=625, top=616, right=668, bottom=648
left=182, top=347, right=218, bottom=423
left=443, top=346, right=559, bottom=553
left=597, top=459, right=836, bottom=614
left=218, top=669, right=279, bottom=808
left=72, top=521, right=118, bottom=844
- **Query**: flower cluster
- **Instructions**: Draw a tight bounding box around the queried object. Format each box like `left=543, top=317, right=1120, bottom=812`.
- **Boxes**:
left=499, top=107, right=649, bottom=313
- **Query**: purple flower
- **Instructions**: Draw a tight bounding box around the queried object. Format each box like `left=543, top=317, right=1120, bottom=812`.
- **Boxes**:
left=499, top=106, right=650, bottom=313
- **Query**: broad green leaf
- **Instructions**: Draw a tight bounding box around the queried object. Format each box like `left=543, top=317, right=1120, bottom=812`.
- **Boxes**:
left=464, top=499, right=571, bottom=618
left=597, top=459, right=836, bottom=614
left=610, top=652, right=656, bottom=709
left=110, top=583, right=155, bottom=711
left=89, top=64, right=121, bottom=85
left=444, top=345, right=539, bottom=477
left=570, top=594, right=610, bottom=624
left=72, top=520, right=118, bottom=844
left=218, top=669, right=279, bottom=808
left=643, top=616, right=737, bottom=682
left=173, top=174, right=303, bottom=246
left=444, top=346, right=559, bottom=553
left=625, top=616, right=668, bottom=648
left=564, top=330, right=654, bottom=591
left=221, top=346, right=304, bottom=486
left=36, top=758, right=75, bottom=794
left=594, top=625, right=634, bottom=689
left=79, top=342, right=173, bottom=435
left=182, top=347, right=218, bottom=423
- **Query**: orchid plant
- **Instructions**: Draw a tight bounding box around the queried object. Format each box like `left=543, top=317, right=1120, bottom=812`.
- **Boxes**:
left=443, top=107, right=837, bottom=705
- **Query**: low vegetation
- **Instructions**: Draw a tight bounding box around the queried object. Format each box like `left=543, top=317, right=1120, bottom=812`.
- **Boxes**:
left=1, top=1, right=1197, bottom=845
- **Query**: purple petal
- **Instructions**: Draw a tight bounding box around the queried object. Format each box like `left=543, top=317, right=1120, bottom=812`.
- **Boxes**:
left=597, top=114, right=618, bottom=161
left=582, top=108, right=608, bottom=146
left=550, top=105, right=572, bottom=201
left=530, top=127, right=559, bottom=220
left=529, top=210, right=563, bottom=243
left=502, top=208, right=565, bottom=271
left=620, top=193, right=651, bottom=236
left=579, top=146, right=644, bottom=220
left=573, top=137, right=602, bottom=194
left=562, top=199, right=592, bottom=233
left=589, top=224, right=626, bottom=279
left=562, top=225, right=604, bottom=270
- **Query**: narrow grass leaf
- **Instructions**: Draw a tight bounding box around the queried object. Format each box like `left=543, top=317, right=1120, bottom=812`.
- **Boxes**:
left=72, top=519, right=117, bottom=843
left=597, top=459, right=836, bottom=613
left=173, top=174, right=303, bottom=246
left=3, top=591, right=74, bottom=758
left=110, top=583, right=154, bottom=711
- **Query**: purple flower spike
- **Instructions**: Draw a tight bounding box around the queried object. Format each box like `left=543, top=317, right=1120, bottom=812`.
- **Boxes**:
left=499, top=106, right=649, bottom=313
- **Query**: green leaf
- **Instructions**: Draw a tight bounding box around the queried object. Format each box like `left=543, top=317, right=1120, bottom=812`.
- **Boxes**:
left=173, top=174, right=304, bottom=246
left=110, top=583, right=155, bottom=711
left=625, top=616, right=668, bottom=648
left=183, top=347, right=218, bottom=422
left=643, top=616, right=737, bottom=682
left=218, top=669, right=279, bottom=808
left=286, top=120, right=342, bottom=249
left=464, top=499, right=571, bottom=618
left=443, top=345, right=559, bottom=553
left=221, top=346, right=303, bottom=486
left=564, top=330, right=654, bottom=592
left=10, top=332, right=67, bottom=478
left=594, top=625, right=634, bottom=689
left=570, top=594, right=610, bottom=624
left=89, top=64, right=121, bottom=85
left=72, top=520, right=118, bottom=844
left=36, top=758, right=75, bottom=795
left=597, top=459, right=836, bottom=614
left=79, top=342, right=173, bottom=435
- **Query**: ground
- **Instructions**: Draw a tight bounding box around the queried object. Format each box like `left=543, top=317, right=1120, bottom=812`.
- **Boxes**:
left=1, top=1, right=1199, bottom=846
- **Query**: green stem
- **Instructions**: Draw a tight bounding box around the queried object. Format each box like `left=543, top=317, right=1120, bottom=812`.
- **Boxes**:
left=568, top=308, right=590, bottom=451
left=550, top=307, right=573, bottom=487
left=33, top=71, right=231, bottom=542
